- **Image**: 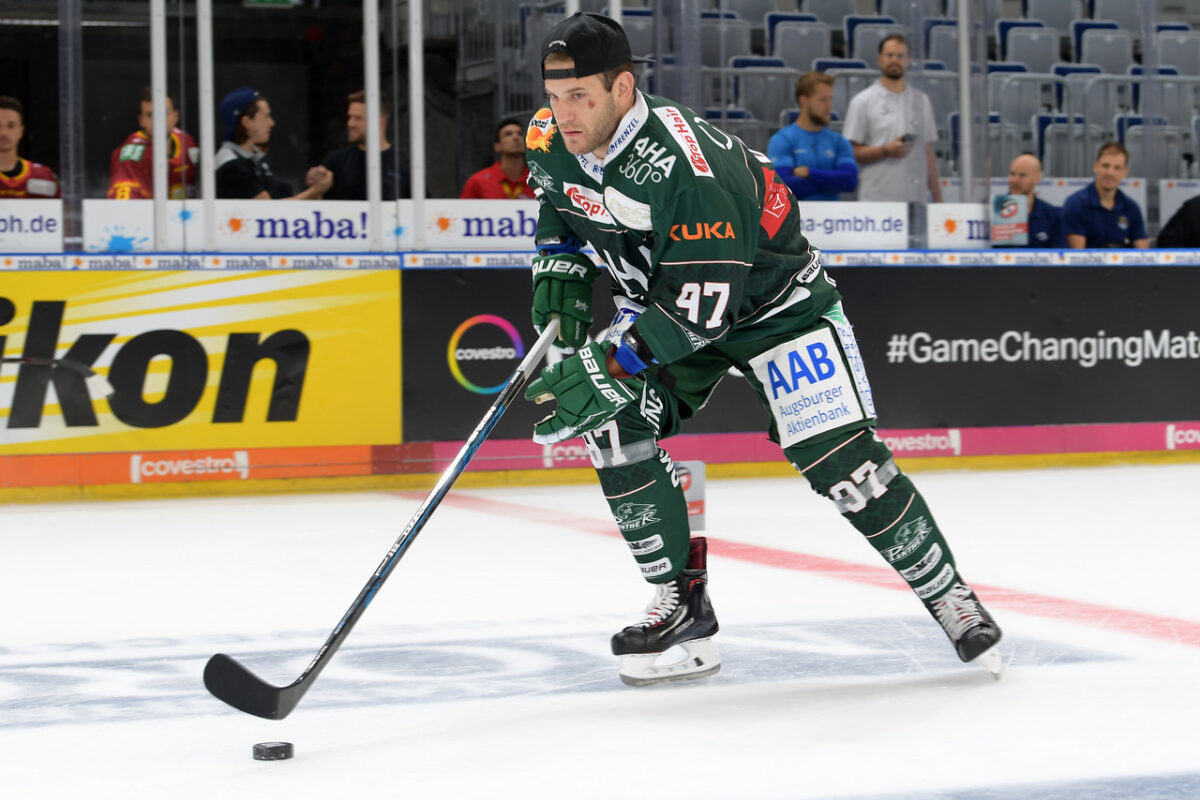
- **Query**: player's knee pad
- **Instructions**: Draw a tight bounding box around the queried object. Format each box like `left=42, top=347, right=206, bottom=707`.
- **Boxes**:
left=785, top=427, right=919, bottom=537
left=592, top=442, right=691, bottom=584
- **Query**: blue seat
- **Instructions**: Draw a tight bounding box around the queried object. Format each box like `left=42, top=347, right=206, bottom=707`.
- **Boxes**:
left=1070, top=19, right=1118, bottom=62
left=764, top=11, right=819, bottom=53
left=843, top=15, right=895, bottom=61
left=996, top=19, right=1044, bottom=61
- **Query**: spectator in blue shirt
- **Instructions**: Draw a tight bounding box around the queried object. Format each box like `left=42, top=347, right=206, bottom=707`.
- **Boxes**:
left=1005, top=153, right=1066, bottom=248
left=1063, top=142, right=1149, bottom=249
left=767, top=72, right=858, bottom=201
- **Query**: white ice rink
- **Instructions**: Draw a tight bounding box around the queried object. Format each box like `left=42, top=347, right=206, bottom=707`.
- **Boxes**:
left=2, top=462, right=1199, bottom=799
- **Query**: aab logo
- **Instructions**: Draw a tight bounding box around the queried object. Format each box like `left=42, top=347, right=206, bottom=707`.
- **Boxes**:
left=0, top=297, right=308, bottom=430
left=669, top=221, right=736, bottom=241
left=614, top=502, right=659, bottom=532
left=882, top=516, right=931, bottom=563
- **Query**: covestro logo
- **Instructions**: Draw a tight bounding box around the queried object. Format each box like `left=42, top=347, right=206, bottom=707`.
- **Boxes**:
left=447, top=315, right=525, bottom=394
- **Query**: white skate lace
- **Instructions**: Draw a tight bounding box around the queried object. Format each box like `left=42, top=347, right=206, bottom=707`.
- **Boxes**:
left=930, top=583, right=984, bottom=640
left=635, top=581, right=681, bottom=627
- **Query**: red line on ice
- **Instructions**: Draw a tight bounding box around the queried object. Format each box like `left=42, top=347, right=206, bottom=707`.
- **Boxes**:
left=399, top=491, right=1200, bottom=648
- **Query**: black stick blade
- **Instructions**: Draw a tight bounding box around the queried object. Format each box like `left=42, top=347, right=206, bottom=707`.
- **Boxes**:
left=203, top=653, right=307, bottom=720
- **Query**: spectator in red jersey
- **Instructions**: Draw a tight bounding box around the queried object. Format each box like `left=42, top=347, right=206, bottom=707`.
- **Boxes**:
left=460, top=118, right=536, bottom=199
left=107, top=87, right=199, bottom=199
left=0, top=96, right=61, bottom=199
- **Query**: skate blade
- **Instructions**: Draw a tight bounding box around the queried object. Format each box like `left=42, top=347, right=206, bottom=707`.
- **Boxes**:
left=972, top=644, right=1005, bottom=680
left=618, top=638, right=722, bottom=686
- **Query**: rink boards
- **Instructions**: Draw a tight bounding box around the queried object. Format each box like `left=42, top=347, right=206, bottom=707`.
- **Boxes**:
left=1, top=256, right=1199, bottom=497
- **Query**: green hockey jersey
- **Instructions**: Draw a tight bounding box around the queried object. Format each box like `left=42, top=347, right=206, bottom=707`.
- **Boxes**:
left=526, top=90, right=841, bottom=365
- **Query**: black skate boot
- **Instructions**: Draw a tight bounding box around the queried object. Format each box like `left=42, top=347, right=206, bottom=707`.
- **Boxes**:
left=926, top=580, right=1004, bottom=678
left=611, top=537, right=721, bottom=686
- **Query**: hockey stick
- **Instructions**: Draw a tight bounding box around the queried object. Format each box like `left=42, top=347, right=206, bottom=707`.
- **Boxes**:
left=203, top=317, right=561, bottom=720
left=0, top=356, right=97, bottom=378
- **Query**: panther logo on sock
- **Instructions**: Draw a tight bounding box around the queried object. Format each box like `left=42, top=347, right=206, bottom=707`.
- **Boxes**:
left=615, top=502, right=659, bottom=532
left=882, top=516, right=932, bottom=563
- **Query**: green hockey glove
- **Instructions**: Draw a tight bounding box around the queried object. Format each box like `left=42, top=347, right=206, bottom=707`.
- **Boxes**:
left=525, top=342, right=639, bottom=444
left=531, top=251, right=596, bottom=349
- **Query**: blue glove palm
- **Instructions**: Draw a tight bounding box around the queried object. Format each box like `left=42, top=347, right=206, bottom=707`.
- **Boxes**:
left=524, top=342, right=639, bottom=444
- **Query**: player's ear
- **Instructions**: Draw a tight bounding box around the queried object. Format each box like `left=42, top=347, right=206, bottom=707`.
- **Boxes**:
left=615, top=70, right=636, bottom=101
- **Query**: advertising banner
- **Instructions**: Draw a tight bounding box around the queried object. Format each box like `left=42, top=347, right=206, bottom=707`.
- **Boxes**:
left=831, top=265, right=1200, bottom=427
left=0, top=270, right=400, bottom=458
left=938, top=177, right=1149, bottom=219
left=926, top=203, right=990, bottom=249
left=400, top=268, right=766, bottom=442
left=795, top=201, right=907, bottom=251
left=0, top=199, right=63, bottom=252
left=82, top=200, right=407, bottom=252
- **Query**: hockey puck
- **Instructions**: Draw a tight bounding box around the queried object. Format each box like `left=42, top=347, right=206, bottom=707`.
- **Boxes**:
left=252, top=741, right=294, bottom=761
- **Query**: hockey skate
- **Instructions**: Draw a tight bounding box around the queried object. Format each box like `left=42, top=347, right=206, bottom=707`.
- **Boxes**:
left=926, top=580, right=1004, bottom=679
left=611, top=537, right=721, bottom=686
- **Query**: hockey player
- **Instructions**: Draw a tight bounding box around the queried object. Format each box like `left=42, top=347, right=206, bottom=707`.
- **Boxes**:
left=0, top=96, right=61, bottom=198
left=523, top=13, right=1002, bottom=686
left=107, top=87, right=199, bottom=200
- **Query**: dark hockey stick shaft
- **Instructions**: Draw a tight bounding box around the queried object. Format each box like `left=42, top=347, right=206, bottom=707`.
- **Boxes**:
left=0, top=356, right=97, bottom=377
left=204, top=318, right=562, bottom=720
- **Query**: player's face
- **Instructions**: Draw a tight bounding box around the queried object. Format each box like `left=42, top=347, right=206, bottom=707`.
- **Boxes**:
left=494, top=123, right=525, bottom=156
left=0, top=109, right=23, bottom=155
left=801, top=83, right=833, bottom=127
left=1007, top=156, right=1041, bottom=196
left=544, top=62, right=622, bottom=157
left=137, top=99, right=180, bottom=135
left=346, top=102, right=366, bottom=145
left=1093, top=152, right=1128, bottom=191
left=878, top=41, right=908, bottom=79
left=243, top=100, right=275, bottom=146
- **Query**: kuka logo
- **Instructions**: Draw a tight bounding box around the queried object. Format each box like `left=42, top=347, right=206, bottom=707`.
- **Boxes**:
left=0, top=297, right=309, bottom=429
left=669, top=221, right=735, bottom=241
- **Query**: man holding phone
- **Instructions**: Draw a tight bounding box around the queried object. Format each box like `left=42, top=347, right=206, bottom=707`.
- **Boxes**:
left=843, top=35, right=941, bottom=202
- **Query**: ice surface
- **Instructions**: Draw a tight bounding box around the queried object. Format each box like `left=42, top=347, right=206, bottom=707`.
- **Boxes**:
left=2, top=463, right=1198, bottom=799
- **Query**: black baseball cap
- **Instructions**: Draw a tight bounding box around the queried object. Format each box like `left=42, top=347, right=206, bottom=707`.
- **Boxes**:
left=541, top=12, right=652, bottom=80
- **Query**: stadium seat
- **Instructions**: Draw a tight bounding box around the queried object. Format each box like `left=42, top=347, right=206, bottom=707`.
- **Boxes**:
left=705, top=107, right=769, bottom=152
left=1033, top=113, right=1102, bottom=176
left=1080, top=28, right=1133, bottom=74
left=1023, top=0, right=1084, bottom=36
left=949, top=111, right=1021, bottom=173
left=879, top=0, right=944, bottom=26
left=700, top=18, right=752, bottom=68
left=1070, top=19, right=1118, bottom=63
left=730, top=62, right=802, bottom=131
left=624, top=15, right=657, bottom=59
left=764, top=12, right=819, bottom=55
left=843, top=15, right=895, bottom=62
left=1156, top=31, right=1200, bottom=77
left=1006, top=27, right=1060, bottom=75
left=928, top=24, right=959, bottom=71
left=852, top=23, right=905, bottom=61
left=1155, top=22, right=1191, bottom=34
left=803, top=0, right=851, bottom=28
left=1090, top=0, right=1145, bottom=34
left=1117, top=115, right=1184, bottom=178
left=773, top=21, right=832, bottom=73
left=996, top=19, right=1044, bottom=62
left=1128, top=66, right=1193, bottom=131
left=988, top=63, right=1043, bottom=145
left=1053, top=63, right=1122, bottom=133
left=922, top=18, right=955, bottom=56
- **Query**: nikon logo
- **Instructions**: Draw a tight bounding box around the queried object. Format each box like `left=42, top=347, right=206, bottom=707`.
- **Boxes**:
left=0, top=298, right=309, bottom=429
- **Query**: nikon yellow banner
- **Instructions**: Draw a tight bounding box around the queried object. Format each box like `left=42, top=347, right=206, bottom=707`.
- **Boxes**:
left=0, top=270, right=401, bottom=457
